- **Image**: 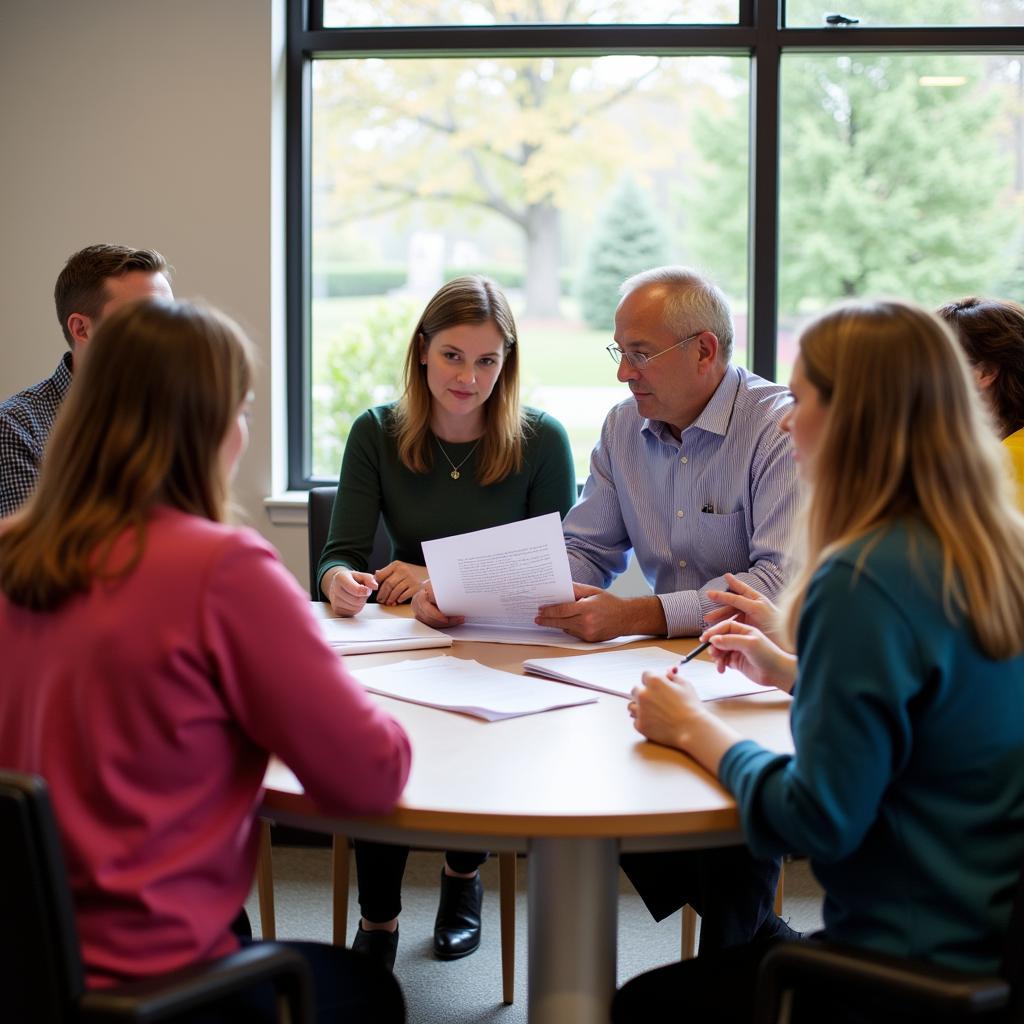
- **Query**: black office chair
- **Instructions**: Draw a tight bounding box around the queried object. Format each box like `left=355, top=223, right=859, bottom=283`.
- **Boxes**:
left=307, top=485, right=392, bottom=600
left=753, top=886, right=1022, bottom=1024
left=0, top=769, right=312, bottom=1024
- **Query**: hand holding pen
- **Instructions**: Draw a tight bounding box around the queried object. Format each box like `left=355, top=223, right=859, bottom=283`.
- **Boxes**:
left=675, top=616, right=736, bottom=669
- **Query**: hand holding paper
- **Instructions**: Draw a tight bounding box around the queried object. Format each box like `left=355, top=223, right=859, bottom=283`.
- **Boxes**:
left=421, top=512, right=574, bottom=628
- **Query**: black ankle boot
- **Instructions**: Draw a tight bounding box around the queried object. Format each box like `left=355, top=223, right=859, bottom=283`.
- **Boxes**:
left=433, top=868, right=482, bottom=959
left=352, top=923, right=399, bottom=971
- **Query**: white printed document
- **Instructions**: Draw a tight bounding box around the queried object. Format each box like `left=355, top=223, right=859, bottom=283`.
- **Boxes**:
left=315, top=604, right=452, bottom=655
left=422, top=512, right=574, bottom=631
left=524, top=647, right=777, bottom=702
left=440, top=622, right=653, bottom=651
left=351, top=656, right=598, bottom=721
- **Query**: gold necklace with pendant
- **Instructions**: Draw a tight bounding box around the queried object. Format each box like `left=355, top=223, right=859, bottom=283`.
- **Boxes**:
left=435, top=437, right=481, bottom=480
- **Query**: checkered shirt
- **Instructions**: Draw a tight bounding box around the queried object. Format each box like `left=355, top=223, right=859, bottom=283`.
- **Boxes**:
left=0, top=352, right=73, bottom=517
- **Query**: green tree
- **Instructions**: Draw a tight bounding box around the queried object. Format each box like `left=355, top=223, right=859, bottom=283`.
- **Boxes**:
left=313, top=299, right=417, bottom=476
left=577, top=176, right=670, bottom=329
left=688, top=31, right=1014, bottom=315
left=314, top=1, right=702, bottom=319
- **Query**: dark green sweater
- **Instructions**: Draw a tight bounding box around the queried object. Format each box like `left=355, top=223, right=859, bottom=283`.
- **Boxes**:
left=316, top=404, right=576, bottom=589
left=720, top=521, right=1024, bottom=973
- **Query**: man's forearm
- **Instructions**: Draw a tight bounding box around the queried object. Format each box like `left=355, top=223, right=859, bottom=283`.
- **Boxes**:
left=624, top=595, right=669, bottom=636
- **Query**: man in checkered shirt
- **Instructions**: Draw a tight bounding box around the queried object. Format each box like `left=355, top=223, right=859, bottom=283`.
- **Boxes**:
left=0, top=244, right=173, bottom=517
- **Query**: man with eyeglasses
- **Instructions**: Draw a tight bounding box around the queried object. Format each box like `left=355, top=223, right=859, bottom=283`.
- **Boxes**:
left=536, top=264, right=796, bottom=645
left=539, top=265, right=798, bottom=953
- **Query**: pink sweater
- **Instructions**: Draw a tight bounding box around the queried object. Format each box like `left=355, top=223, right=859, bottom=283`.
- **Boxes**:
left=0, top=507, right=411, bottom=986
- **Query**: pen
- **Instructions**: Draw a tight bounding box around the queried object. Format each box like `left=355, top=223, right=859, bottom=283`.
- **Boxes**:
left=677, top=639, right=711, bottom=665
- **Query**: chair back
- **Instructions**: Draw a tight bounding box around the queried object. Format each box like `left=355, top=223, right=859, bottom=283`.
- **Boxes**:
left=1000, top=861, right=1024, bottom=1015
left=0, top=770, right=84, bottom=1023
left=307, top=486, right=392, bottom=600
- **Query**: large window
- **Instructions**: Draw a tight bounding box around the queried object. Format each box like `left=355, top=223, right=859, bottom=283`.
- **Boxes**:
left=310, top=53, right=748, bottom=477
left=288, top=2, right=1024, bottom=487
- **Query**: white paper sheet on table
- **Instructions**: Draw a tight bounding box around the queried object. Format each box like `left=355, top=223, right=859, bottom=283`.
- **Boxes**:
left=439, top=622, right=653, bottom=650
left=351, top=655, right=598, bottom=721
left=421, top=512, right=575, bottom=634
left=523, top=646, right=777, bottom=702
left=315, top=605, right=452, bottom=655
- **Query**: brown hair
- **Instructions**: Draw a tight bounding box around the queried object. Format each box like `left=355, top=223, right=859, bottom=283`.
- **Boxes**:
left=54, top=243, right=171, bottom=347
left=393, top=275, right=525, bottom=486
left=936, top=296, right=1024, bottom=439
left=0, top=299, right=254, bottom=611
left=779, top=299, right=1024, bottom=661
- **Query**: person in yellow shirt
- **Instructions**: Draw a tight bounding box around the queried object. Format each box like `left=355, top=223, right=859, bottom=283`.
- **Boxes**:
left=938, top=297, right=1024, bottom=500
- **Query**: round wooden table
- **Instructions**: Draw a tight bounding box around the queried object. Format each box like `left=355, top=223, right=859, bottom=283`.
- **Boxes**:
left=262, top=607, right=793, bottom=1024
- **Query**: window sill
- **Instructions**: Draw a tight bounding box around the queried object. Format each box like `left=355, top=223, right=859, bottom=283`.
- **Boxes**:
left=264, top=491, right=309, bottom=526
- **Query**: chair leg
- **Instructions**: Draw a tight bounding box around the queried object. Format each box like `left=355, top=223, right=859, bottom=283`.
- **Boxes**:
left=332, top=836, right=350, bottom=946
left=681, top=904, right=698, bottom=960
left=775, top=863, right=785, bottom=917
left=499, top=852, right=516, bottom=1005
left=256, top=820, right=276, bottom=940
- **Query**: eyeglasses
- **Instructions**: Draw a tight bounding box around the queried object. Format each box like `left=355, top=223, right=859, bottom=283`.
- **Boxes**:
left=606, top=331, right=704, bottom=370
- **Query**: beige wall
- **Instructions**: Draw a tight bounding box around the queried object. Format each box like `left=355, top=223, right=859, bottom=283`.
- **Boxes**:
left=0, top=0, right=309, bottom=584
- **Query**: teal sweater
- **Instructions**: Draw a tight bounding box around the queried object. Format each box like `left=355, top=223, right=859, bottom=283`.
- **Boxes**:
left=720, top=521, right=1024, bottom=973
left=317, top=405, right=576, bottom=589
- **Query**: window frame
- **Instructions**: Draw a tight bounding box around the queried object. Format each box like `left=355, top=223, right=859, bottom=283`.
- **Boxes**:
left=287, top=0, right=1024, bottom=488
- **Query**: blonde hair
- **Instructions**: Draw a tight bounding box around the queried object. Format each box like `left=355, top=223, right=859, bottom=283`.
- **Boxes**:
left=780, top=298, right=1024, bottom=660
left=393, top=276, right=525, bottom=486
left=0, top=299, right=255, bottom=611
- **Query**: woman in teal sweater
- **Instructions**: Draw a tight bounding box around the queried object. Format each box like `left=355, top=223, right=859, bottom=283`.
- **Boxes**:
left=615, top=299, right=1024, bottom=1022
left=317, top=276, right=575, bottom=973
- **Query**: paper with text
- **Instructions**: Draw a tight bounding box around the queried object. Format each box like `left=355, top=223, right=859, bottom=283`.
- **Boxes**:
left=351, top=656, right=598, bottom=721
left=422, top=512, right=574, bottom=630
left=523, top=647, right=777, bottom=701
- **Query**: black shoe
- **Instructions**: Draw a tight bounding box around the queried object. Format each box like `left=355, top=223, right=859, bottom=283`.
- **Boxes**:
left=352, top=923, right=399, bottom=971
left=433, top=868, right=482, bottom=960
left=755, top=912, right=803, bottom=944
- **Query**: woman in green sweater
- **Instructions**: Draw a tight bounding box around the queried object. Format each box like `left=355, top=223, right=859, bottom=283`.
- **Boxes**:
left=615, top=299, right=1024, bottom=1022
left=317, top=275, right=576, bottom=972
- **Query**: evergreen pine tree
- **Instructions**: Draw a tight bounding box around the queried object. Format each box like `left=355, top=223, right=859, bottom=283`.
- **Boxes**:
left=577, top=176, right=669, bottom=331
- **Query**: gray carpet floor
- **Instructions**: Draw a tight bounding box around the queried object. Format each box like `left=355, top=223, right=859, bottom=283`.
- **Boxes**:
left=245, top=846, right=824, bottom=1023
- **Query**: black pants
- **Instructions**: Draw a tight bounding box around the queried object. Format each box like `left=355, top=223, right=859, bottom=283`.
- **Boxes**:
left=354, top=839, right=488, bottom=922
left=620, top=846, right=783, bottom=952
left=177, top=939, right=404, bottom=1024
left=613, top=936, right=938, bottom=1024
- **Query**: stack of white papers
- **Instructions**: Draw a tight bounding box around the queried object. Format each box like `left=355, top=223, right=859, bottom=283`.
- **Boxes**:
left=441, top=622, right=652, bottom=650
left=351, top=656, right=598, bottom=721
left=523, top=647, right=777, bottom=702
left=316, top=608, right=452, bottom=655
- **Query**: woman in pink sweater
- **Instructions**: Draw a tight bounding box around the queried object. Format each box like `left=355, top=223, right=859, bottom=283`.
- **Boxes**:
left=0, top=299, right=412, bottom=1022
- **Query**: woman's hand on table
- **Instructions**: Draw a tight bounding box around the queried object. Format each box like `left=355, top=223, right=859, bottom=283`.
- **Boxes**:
left=375, top=561, right=428, bottom=606
left=703, top=573, right=788, bottom=648
left=411, top=581, right=465, bottom=629
left=701, top=619, right=798, bottom=694
left=628, top=668, right=740, bottom=776
left=326, top=568, right=378, bottom=617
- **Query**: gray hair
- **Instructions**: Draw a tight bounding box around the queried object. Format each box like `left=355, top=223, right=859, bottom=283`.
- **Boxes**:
left=619, top=265, right=734, bottom=364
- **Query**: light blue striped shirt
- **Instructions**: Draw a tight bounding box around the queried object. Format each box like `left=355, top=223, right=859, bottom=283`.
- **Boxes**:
left=563, top=365, right=797, bottom=637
